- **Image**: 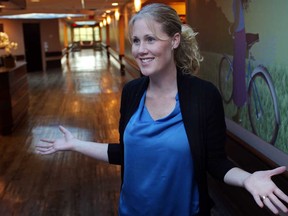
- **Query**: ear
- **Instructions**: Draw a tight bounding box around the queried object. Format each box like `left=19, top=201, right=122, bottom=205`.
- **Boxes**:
left=171, top=32, right=180, bottom=49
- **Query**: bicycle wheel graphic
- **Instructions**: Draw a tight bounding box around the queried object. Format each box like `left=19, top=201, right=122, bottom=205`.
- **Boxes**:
left=218, top=55, right=233, bottom=103
left=247, top=66, right=280, bottom=145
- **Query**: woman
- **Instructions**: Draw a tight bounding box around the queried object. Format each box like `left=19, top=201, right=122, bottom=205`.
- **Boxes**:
left=36, top=3, right=288, bottom=216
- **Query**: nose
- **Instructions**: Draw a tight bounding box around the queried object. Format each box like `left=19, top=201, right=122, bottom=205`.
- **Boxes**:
left=138, top=42, right=148, bottom=54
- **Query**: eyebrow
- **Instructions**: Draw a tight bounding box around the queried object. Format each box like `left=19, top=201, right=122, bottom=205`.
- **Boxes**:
left=132, top=34, right=156, bottom=39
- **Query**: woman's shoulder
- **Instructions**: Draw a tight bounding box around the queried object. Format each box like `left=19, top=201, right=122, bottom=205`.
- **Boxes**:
left=124, top=76, right=147, bottom=88
left=122, top=76, right=149, bottom=96
left=181, top=74, right=220, bottom=95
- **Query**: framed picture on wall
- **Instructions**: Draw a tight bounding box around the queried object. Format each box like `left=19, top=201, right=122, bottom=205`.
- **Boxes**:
left=186, top=0, right=288, bottom=167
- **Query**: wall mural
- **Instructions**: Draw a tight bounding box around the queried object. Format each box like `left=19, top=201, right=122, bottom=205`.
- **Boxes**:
left=187, top=0, right=288, bottom=156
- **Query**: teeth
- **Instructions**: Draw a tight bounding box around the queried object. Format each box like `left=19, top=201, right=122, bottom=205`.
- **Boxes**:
left=141, top=58, right=153, bottom=63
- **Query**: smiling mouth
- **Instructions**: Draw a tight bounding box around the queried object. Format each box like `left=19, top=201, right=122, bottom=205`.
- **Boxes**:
left=140, top=57, right=154, bottom=63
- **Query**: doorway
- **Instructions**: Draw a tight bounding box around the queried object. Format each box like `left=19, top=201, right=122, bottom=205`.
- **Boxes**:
left=23, top=23, right=43, bottom=72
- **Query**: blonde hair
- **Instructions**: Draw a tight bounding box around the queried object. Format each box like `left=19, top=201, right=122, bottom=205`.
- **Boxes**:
left=129, top=3, right=203, bottom=75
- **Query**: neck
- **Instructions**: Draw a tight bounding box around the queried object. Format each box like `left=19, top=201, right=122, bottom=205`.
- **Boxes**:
left=147, top=67, right=178, bottom=97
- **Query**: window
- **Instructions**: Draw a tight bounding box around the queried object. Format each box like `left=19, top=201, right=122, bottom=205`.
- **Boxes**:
left=73, top=28, right=80, bottom=41
left=94, top=27, right=100, bottom=41
left=73, top=26, right=94, bottom=42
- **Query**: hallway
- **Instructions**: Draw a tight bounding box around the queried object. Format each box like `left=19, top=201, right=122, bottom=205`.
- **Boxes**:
left=0, top=50, right=134, bottom=215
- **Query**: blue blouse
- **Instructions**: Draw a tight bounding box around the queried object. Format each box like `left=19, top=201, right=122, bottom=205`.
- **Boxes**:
left=119, top=91, right=199, bottom=216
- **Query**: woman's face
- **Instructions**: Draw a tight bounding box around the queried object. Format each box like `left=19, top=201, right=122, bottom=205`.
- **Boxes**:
left=131, top=18, right=178, bottom=77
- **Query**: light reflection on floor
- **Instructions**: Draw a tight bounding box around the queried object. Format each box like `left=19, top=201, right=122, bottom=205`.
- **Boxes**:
left=0, top=49, right=134, bottom=215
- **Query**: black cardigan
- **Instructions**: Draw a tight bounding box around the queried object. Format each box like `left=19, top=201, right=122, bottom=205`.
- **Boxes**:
left=108, top=69, right=236, bottom=215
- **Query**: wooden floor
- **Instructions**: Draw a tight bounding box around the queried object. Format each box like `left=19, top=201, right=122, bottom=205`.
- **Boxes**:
left=1, top=49, right=270, bottom=216
left=0, top=49, right=134, bottom=216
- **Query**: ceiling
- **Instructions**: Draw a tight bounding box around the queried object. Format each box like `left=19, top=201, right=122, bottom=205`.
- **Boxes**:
left=0, top=0, right=130, bottom=21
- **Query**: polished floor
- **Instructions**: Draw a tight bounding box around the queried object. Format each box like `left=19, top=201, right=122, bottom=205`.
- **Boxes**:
left=0, top=49, right=134, bottom=216
left=0, top=49, right=265, bottom=216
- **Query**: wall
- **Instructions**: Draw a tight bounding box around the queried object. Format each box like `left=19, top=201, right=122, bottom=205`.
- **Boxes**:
left=101, top=25, right=108, bottom=47
left=0, top=18, right=64, bottom=71
left=0, top=18, right=63, bottom=53
left=108, top=12, right=125, bottom=56
left=123, top=1, right=137, bottom=64
left=0, top=19, right=25, bottom=56
left=109, top=17, right=120, bottom=54
left=59, top=19, right=72, bottom=49
left=64, top=21, right=72, bottom=48
left=186, top=0, right=288, bottom=165
left=186, top=0, right=288, bottom=214
left=40, top=19, right=62, bottom=52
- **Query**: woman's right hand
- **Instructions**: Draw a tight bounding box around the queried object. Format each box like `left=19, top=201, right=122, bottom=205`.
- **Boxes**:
left=35, top=125, right=77, bottom=155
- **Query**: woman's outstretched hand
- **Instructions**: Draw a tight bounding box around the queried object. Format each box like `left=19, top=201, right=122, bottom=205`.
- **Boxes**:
left=35, top=126, right=77, bottom=155
left=244, top=166, right=288, bottom=214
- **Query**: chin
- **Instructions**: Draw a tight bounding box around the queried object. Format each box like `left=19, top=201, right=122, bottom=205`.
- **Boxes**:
left=138, top=63, right=159, bottom=77
left=139, top=68, right=154, bottom=77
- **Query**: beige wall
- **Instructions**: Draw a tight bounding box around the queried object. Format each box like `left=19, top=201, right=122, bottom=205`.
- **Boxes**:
left=0, top=18, right=66, bottom=71
left=101, top=26, right=108, bottom=46
left=123, top=2, right=136, bottom=63
left=40, top=19, right=62, bottom=52
left=0, top=18, right=64, bottom=56
left=59, top=19, right=72, bottom=49
left=0, top=19, right=25, bottom=56
left=109, top=17, right=120, bottom=53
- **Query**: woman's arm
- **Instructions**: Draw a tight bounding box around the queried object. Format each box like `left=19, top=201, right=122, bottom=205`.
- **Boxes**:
left=35, top=125, right=109, bottom=162
left=224, top=166, right=288, bottom=214
left=204, top=83, right=288, bottom=214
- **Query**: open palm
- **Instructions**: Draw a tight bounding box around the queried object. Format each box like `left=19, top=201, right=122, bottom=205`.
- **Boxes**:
left=244, top=166, right=288, bottom=214
left=35, top=126, right=76, bottom=155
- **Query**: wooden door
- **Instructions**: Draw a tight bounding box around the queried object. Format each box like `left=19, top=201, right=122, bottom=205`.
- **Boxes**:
left=23, top=23, right=43, bottom=72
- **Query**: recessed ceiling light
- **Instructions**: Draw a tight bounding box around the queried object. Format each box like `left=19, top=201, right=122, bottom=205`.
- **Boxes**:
left=75, top=21, right=96, bottom=25
left=0, top=13, right=85, bottom=19
left=112, top=3, right=118, bottom=6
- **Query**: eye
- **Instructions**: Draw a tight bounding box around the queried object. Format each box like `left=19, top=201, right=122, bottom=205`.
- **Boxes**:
left=146, top=36, right=156, bottom=43
left=132, top=38, right=140, bottom=45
